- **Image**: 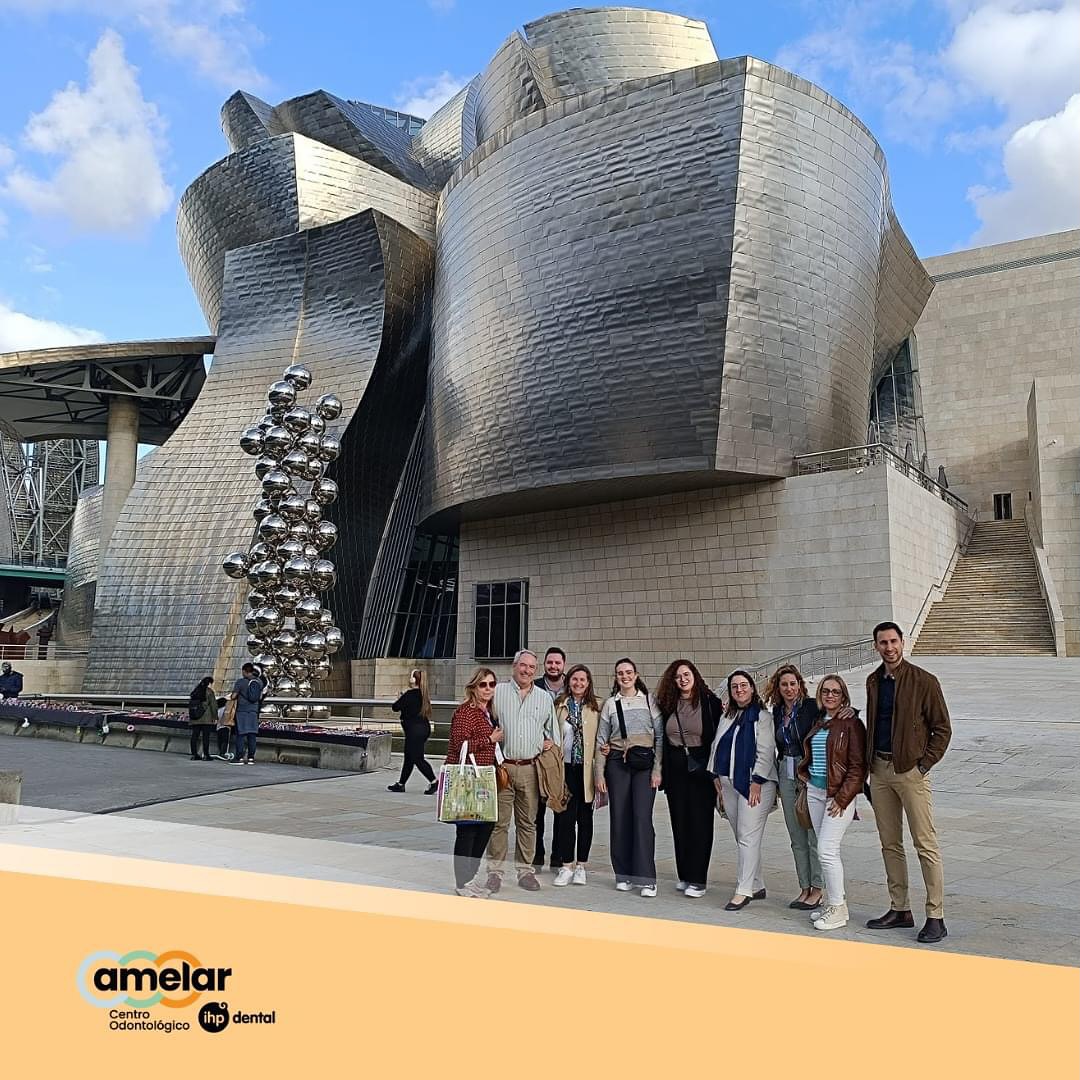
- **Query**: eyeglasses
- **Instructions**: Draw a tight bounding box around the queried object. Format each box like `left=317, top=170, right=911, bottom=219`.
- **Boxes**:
left=477, top=680, right=497, bottom=689
left=820, top=688, right=843, bottom=697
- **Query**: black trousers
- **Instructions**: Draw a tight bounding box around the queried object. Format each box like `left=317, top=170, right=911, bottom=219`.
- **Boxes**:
left=553, top=763, right=594, bottom=865
left=189, top=726, right=211, bottom=758
left=453, top=822, right=496, bottom=888
left=216, top=727, right=231, bottom=757
left=399, top=724, right=435, bottom=785
left=606, top=755, right=657, bottom=886
left=663, top=747, right=716, bottom=889
left=533, top=797, right=554, bottom=867
left=235, top=732, right=257, bottom=760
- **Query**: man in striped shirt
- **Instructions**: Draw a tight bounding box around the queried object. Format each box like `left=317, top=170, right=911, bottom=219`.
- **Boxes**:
left=484, top=649, right=558, bottom=893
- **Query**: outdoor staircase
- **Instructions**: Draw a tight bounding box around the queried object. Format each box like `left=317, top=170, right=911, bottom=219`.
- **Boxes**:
left=912, top=518, right=1055, bottom=656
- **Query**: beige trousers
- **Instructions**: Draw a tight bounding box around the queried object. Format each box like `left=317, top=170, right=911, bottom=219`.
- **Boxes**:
left=870, top=759, right=945, bottom=918
left=486, top=760, right=540, bottom=879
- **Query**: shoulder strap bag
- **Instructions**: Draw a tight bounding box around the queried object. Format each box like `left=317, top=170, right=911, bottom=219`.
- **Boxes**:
left=673, top=702, right=705, bottom=772
left=616, top=697, right=655, bottom=773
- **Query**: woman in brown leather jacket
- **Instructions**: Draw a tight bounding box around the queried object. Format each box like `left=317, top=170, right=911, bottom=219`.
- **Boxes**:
left=796, top=674, right=866, bottom=932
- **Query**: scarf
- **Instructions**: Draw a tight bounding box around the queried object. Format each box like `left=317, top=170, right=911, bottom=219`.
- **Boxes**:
left=713, top=705, right=760, bottom=800
left=566, top=697, right=585, bottom=766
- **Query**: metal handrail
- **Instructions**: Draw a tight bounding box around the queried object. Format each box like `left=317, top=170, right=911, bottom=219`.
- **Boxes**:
left=794, top=443, right=970, bottom=514
left=0, top=645, right=89, bottom=661
left=750, top=638, right=879, bottom=683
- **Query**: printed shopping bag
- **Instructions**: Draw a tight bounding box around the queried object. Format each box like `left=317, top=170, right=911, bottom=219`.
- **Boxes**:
left=437, top=741, right=498, bottom=824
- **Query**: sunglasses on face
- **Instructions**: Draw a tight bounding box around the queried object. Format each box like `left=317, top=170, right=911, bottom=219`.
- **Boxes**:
left=477, top=680, right=497, bottom=689
left=821, top=688, right=843, bottom=696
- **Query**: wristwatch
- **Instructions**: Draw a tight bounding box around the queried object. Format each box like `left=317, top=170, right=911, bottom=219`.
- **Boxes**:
left=917, top=764, right=929, bottom=776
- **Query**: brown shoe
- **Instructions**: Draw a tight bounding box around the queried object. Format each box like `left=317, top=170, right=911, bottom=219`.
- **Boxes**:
left=917, top=918, right=948, bottom=944
left=517, top=872, right=541, bottom=892
left=484, top=873, right=502, bottom=895
left=866, top=909, right=915, bottom=930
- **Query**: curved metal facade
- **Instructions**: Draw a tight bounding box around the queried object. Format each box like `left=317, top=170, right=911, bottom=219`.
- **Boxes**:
left=421, top=53, right=932, bottom=523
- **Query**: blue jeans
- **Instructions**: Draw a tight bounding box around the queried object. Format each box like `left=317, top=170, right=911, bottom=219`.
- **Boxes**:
left=235, top=732, right=257, bottom=760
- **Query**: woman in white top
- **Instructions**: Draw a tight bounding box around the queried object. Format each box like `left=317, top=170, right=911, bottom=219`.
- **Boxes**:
left=595, top=658, right=664, bottom=897
left=708, top=669, right=778, bottom=911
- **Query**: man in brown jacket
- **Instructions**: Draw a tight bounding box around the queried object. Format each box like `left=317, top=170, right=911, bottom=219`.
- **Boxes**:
left=864, top=621, right=952, bottom=943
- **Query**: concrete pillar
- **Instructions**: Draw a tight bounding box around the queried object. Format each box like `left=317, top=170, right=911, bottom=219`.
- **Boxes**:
left=100, top=397, right=139, bottom=556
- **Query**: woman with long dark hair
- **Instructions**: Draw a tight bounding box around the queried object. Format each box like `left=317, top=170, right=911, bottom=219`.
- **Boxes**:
left=707, top=669, right=777, bottom=911
left=763, top=663, right=824, bottom=911
left=187, top=676, right=216, bottom=762
left=388, top=668, right=438, bottom=795
left=551, top=664, right=601, bottom=887
left=445, top=667, right=503, bottom=897
left=655, top=659, right=722, bottom=898
left=595, top=658, right=663, bottom=897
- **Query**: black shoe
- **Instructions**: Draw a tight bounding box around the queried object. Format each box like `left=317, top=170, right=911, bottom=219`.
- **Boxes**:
left=866, top=909, right=915, bottom=930
left=387, top=783, right=405, bottom=792
left=917, top=918, right=948, bottom=944
left=202, top=755, right=213, bottom=761
left=724, top=896, right=752, bottom=911
left=751, top=889, right=766, bottom=901
left=424, top=782, right=438, bottom=795
left=190, top=754, right=200, bottom=761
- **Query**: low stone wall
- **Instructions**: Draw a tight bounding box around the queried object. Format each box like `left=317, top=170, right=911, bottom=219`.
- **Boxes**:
left=0, top=704, right=390, bottom=773
left=2, top=660, right=87, bottom=696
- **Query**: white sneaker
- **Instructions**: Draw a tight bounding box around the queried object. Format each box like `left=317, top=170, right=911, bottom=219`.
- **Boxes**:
left=808, top=905, right=825, bottom=921
left=572, top=866, right=587, bottom=885
left=640, top=884, right=657, bottom=898
left=675, top=880, right=689, bottom=892
left=684, top=885, right=706, bottom=898
left=552, top=867, right=574, bottom=887
left=615, top=881, right=633, bottom=892
left=813, top=902, right=849, bottom=931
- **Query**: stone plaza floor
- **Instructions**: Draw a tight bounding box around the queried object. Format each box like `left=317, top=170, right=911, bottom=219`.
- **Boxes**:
left=0, top=656, right=1077, bottom=967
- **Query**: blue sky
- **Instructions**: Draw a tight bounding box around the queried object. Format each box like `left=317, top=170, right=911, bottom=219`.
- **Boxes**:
left=0, top=0, right=1077, bottom=351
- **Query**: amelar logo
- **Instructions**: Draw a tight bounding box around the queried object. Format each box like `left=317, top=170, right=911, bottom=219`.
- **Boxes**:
left=77, top=950, right=233, bottom=1009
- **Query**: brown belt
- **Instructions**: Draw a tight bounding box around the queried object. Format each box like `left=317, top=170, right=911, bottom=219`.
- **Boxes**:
left=875, top=751, right=893, bottom=760
left=503, top=757, right=537, bottom=766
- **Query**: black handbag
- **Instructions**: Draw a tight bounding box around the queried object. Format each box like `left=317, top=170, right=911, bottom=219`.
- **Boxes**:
left=616, top=698, right=655, bottom=772
left=673, top=703, right=705, bottom=773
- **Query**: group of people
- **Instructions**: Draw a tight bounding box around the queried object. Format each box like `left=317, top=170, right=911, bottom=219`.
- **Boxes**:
left=186, top=662, right=264, bottom=765
left=431, top=622, right=952, bottom=944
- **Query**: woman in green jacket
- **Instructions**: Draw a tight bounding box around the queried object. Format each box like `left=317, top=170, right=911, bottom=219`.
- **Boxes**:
left=187, top=676, right=217, bottom=761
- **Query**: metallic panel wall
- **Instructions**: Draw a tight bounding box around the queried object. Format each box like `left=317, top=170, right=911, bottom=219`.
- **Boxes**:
left=422, top=55, right=931, bottom=523
left=57, top=484, right=101, bottom=646
left=85, top=210, right=432, bottom=693
left=411, top=80, right=479, bottom=188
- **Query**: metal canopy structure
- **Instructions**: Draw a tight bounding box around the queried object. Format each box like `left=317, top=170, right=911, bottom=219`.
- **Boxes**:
left=0, top=337, right=214, bottom=444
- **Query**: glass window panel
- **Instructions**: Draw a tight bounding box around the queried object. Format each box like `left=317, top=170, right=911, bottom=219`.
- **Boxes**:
left=474, top=608, right=489, bottom=659
left=492, top=582, right=506, bottom=605
left=505, top=605, right=521, bottom=656
left=490, top=606, right=505, bottom=659
left=476, top=583, right=490, bottom=606
left=506, top=581, right=521, bottom=604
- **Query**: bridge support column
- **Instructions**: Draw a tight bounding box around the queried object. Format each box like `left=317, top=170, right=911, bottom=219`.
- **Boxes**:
left=100, top=397, right=139, bottom=558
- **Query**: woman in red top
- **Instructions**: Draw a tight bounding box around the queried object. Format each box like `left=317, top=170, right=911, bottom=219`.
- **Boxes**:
left=446, top=667, right=502, bottom=896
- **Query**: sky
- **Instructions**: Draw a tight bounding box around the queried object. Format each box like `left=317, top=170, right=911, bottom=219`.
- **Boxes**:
left=0, top=0, right=1077, bottom=354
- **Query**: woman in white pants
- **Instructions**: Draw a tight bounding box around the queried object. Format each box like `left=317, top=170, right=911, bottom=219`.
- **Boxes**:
left=796, top=674, right=867, bottom=931
left=708, top=670, right=777, bottom=912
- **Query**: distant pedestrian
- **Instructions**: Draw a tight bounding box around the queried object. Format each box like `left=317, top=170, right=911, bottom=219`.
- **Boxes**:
left=388, top=669, right=438, bottom=794
left=231, top=662, right=264, bottom=765
left=0, top=662, right=23, bottom=698
left=214, top=696, right=233, bottom=760
left=187, top=677, right=217, bottom=761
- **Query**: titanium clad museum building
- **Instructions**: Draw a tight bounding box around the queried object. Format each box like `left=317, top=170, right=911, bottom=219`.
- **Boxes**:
left=2, top=7, right=1075, bottom=696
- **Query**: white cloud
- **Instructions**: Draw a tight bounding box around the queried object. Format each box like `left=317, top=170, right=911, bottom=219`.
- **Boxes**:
left=0, top=0, right=266, bottom=89
left=969, top=93, right=1080, bottom=242
left=0, top=143, right=14, bottom=169
left=395, top=72, right=469, bottom=119
left=0, top=300, right=105, bottom=351
left=1, top=29, right=173, bottom=233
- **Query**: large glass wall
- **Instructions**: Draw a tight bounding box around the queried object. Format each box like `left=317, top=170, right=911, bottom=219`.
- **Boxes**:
left=386, top=532, right=459, bottom=658
left=869, top=337, right=928, bottom=465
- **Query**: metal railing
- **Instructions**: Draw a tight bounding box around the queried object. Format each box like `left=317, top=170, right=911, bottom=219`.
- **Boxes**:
left=794, top=443, right=971, bottom=515
left=750, top=639, right=880, bottom=684
left=0, top=645, right=89, bottom=662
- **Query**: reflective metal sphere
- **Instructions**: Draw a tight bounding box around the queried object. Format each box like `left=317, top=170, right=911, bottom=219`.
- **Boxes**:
left=284, top=702, right=311, bottom=718
left=317, top=434, right=342, bottom=463
left=315, top=393, right=343, bottom=420
left=246, top=634, right=268, bottom=656
left=249, top=560, right=283, bottom=587
left=301, top=543, right=321, bottom=562
left=297, top=431, right=321, bottom=457
left=278, top=494, right=307, bottom=523
left=282, top=556, right=313, bottom=584
left=312, top=477, right=338, bottom=505
left=274, top=676, right=299, bottom=698
left=247, top=541, right=272, bottom=562
left=222, top=552, right=248, bottom=579
left=253, top=605, right=284, bottom=634
left=287, top=521, right=311, bottom=542
left=282, top=406, right=313, bottom=435
left=262, top=425, right=293, bottom=459
left=240, top=426, right=265, bottom=456
left=317, top=608, right=334, bottom=629
left=267, top=380, right=297, bottom=407
left=252, top=499, right=272, bottom=524
left=309, top=414, right=326, bottom=436
left=294, top=596, right=323, bottom=628
left=257, top=414, right=277, bottom=433
left=282, top=363, right=312, bottom=391
left=254, top=455, right=278, bottom=480
left=285, top=656, right=309, bottom=679
left=299, top=630, right=327, bottom=659
left=273, top=584, right=302, bottom=613
left=310, top=559, right=337, bottom=590
left=296, top=679, right=314, bottom=698
left=259, top=702, right=282, bottom=718
left=309, top=704, right=331, bottom=721
left=272, top=629, right=299, bottom=657
left=276, top=538, right=304, bottom=561
left=324, top=626, right=344, bottom=654
left=247, top=588, right=270, bottom=609
left=280, top=449, right=310, bottom=477
left=310, top=656, right=332, bottom=680
left=257, top=513, right=289, bottom=543
left=314, top=521, right=338, bottom=551
left=261, top=470, right=292, bottom=496
left=253, top=653, right=280, bottom=677
left=303, top=499, right=322, bottom=524
left=243, top=608, right=261, bottom=632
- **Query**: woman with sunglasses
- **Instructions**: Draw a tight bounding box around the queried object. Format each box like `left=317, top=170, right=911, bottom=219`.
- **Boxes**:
left=797, top=674, right=866, bottom=930
left=708, top=669, right=777, bottom=911
left=445, top=667, right=503, bottom=897
left=655, top=658, right=722, bottom=898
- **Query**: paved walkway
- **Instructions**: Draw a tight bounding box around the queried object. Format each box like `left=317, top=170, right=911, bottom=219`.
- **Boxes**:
left=0, top=657, right=1077, bottom=966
